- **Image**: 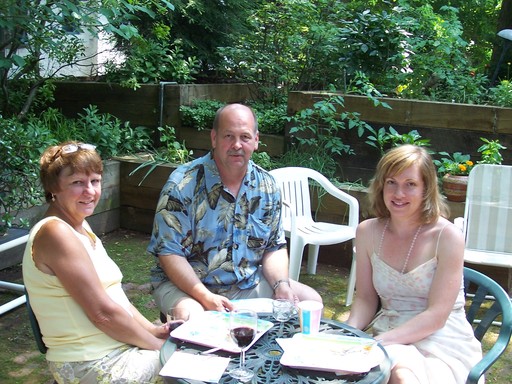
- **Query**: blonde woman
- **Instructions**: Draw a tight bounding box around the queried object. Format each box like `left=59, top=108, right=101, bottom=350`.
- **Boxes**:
left=347, top=145, right=482, bottom=384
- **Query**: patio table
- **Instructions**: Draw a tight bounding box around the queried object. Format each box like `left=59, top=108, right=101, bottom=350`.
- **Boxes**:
left=159, top=313, right=391, bottom=384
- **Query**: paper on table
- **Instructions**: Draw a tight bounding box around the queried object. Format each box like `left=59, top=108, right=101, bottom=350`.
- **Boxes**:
left=170, top=311, right=273, bottom=353
left=277, top=333, right=384, bottom=374
left=159, top=351, right=230, bottom=383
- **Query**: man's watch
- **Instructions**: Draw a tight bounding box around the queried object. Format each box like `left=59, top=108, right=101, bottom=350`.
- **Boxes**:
left=272, top=279, right=291, bottom=293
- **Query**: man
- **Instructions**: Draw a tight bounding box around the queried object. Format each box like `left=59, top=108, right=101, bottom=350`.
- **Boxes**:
left=148, top=103, right=321, bottom=317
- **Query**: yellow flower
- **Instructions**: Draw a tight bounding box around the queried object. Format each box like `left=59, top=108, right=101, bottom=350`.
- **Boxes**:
left=458, top=164, right=467, bottom=172
left=466, top=161, right=473, bottom=166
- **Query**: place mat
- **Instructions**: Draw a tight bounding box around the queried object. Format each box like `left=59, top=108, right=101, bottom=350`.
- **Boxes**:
left=159, top=351, right=230, bottom=383
left=278, top=333, right=384, bottom=374
left=170, top=310, right=274, bottom=353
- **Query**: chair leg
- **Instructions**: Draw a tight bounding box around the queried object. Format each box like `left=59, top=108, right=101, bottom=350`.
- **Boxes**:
left=306, top=244, right=320, bottom=275
left=288, top=237, right=306, bottom=281
left=346, top=249, right=357, bottom=306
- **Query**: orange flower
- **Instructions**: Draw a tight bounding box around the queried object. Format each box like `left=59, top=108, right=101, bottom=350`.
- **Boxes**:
left=458, top=164, right=467, bottom=172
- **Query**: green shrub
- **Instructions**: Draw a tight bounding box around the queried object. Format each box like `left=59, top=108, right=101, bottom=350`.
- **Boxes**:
left=180, top=99, right=224, bottom=130
left=0, top=116, right=54, bottom=233
left=249, top=101, right=287, bottom=135
left=0, top=107, right=154, bottom=233
left=488, top=80, right=512, bottom=108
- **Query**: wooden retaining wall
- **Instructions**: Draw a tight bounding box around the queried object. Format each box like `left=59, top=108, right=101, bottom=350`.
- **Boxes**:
left=288, top=92, right=512, bottom=183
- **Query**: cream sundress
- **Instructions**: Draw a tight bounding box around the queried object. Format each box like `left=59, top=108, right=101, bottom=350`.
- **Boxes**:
left=370, top=221, right=482, bottom=384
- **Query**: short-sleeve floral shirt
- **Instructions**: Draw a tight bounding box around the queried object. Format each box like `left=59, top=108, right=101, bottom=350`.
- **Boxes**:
left=147, top=152, right=286, bottom=290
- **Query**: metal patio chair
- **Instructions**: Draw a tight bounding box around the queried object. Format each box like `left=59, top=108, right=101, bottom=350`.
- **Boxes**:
left=463, top=267, right=512, bottom=384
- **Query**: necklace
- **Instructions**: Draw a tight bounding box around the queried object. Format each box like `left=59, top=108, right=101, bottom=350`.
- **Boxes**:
left=379, top=219, right=423, bottom=274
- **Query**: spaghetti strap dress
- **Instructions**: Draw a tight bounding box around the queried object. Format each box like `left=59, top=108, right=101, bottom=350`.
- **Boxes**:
left=370, top=222, right=482, bottom=384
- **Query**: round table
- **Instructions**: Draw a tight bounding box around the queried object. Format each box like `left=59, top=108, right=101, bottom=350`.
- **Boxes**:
left=160, top=314, right=391, bottom=384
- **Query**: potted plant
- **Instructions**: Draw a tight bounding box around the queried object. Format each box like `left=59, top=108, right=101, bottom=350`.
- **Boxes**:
left=435, top=138, right=507, bottom=202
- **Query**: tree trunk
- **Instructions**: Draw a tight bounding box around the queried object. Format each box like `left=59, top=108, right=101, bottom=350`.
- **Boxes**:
left=489, top=0, right=512, bottom=82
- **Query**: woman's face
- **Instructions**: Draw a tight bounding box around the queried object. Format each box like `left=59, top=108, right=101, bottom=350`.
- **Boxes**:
left=382, top=163, right=424, bottom=220
left=53, top=167, right=102, bottom=221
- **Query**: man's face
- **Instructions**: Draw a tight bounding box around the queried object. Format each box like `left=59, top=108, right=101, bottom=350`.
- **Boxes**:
left=211, top=105, right=259, bottom=174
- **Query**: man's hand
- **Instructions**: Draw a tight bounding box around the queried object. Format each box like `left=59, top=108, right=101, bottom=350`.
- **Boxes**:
left=201, top=292, right=235, bottom=312
left=273, top=283, right=298, bottom=304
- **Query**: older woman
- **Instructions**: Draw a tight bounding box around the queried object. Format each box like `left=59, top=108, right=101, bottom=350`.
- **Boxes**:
left=23, top=141, right=168, bottom=383
left=347, top=145, right=482, bottom=384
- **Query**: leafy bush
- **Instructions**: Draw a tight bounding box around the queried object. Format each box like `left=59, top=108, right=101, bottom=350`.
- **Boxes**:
left=180, top=99, right=287, bottom=135
left=249, top=101, right=287, bottom=135
left=434, top=152, right=474, bottom=176
left=488, top=80, right=512, bottom=108
left=0, top=116, right=54, bottom=233
left=180, top=99, right=224, bottom=130
left=274, top=146, right=338, bottom=181
left=104, top=39, right=199, bottom=89
left=25, top=106, right=153, bottom=159
left=365, top=127, right=431, bottom=156
left=287, top=93, right=372, bottom=158
left=0, top=107, right=155, bottom=233
left=128, top=125, right=193, bottom=185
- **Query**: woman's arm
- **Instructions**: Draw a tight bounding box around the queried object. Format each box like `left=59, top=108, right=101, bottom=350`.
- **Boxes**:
left=346, top=219, right=380, bottom=329
left=33, top=220, right=166, bottom=350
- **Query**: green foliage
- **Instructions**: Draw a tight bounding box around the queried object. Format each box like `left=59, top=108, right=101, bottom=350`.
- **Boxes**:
left=434, top=152, right=474, bottom=176
left=180, top=98, right=287, bottom=135
left=157, top=125, right=193, bottom=165
left=287, top=93, right=372, bottom=158
left=275, top=146, right=338, bottom=181
left=433, top=137, right=506, bottom=177
left=216, top=1, right=497, bottom=106
left=25, top=106, right=153, bottom=159
left=180, top=99, right=224, bottom=130
left=0, top=107, right=153, bottom=233
left=218, top=0, right=341, bottom=101
left=477, top=137, right=507, bottom=165
left=488, top=80, right=512, bottom=108
left=365, top=127, right=431, bottom=155
left=104, top=39, right=199, bottom=89
left=0, top=116, right=54, bottom=233
left=129, top=125, right=192, bottom=185
left=0, top=0, right=174, bottom=117
left=120, top=0, right=256, bottom=75
left=251, top=151, right=275, bottom=171
left=249, top=101, right=287, bottom=135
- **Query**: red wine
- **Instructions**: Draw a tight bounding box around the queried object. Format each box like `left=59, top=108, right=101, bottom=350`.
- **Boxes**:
left=230, top=326, right=255, bottom=348
left=169, top=320, right=185, bottom=332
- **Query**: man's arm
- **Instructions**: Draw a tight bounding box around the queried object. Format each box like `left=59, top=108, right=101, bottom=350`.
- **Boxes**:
left=261, top=248, right=295, bottom=301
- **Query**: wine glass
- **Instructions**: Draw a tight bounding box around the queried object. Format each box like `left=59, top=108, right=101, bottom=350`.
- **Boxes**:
left=166, top=307, right=190, bottom=332
left=229, top=309, right=258, bottom=382
left=272, top=299, right=294, bottom=336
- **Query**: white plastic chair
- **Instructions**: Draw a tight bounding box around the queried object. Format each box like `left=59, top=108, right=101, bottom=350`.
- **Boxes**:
left=454, top=164, right=512, bottom=295
left=269, top=167, right=359, bottom=305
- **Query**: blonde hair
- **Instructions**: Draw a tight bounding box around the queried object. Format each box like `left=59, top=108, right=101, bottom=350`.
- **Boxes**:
left=368, top=144, right=448, bottom=223
left=40, top=141, right=103, bottom=202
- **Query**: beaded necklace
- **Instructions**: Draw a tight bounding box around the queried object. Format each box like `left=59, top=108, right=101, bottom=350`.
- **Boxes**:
left=379, top=219, right=423, bottom=274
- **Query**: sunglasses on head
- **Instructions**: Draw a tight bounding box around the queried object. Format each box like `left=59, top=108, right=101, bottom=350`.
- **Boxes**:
left=52, top=143, right=97, bottom=161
